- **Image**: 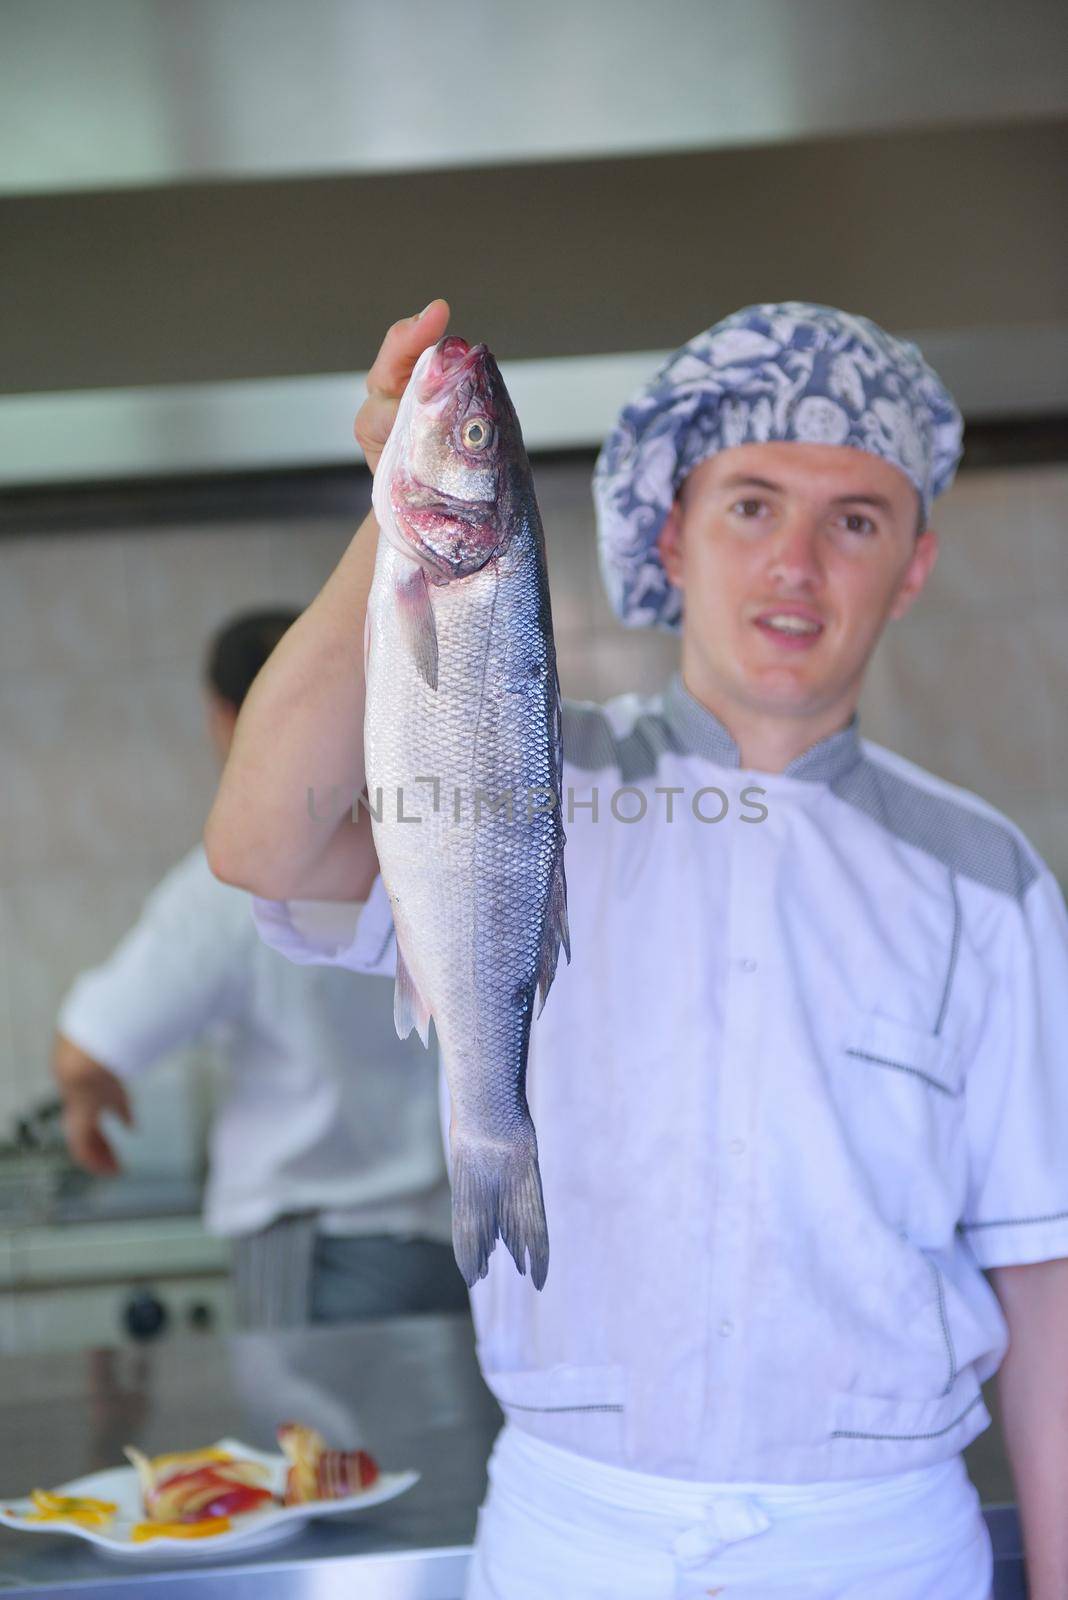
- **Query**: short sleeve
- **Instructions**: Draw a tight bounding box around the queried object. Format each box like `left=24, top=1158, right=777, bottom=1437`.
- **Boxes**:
left=251, top=871, right=397, bottom=978
left=58, top=847, right=250, bottom=1079
left=961, top=867, right=1068, bottom=1268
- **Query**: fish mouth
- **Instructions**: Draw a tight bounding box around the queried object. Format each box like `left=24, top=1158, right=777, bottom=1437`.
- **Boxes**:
left=392, top=471, right=502, bottom=579
left=401, top=477, right=497, bottom=523
left=419, top=336, right=489, bottom=399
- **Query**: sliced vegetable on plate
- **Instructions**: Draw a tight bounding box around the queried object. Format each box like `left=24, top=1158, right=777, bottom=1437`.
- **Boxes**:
left=0, top=1426, right=416, bottom=1558
left=278, top=1422, right=379, bottom=1504
left=124, top=1443, right=275, bottom=1523
left=12, top=1491, right=118, bottom=1528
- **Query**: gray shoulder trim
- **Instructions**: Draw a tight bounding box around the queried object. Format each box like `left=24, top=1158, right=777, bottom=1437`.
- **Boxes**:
left=830, top=754, right=1039, bottom=901
left=562, top=700, right=681, bottom=784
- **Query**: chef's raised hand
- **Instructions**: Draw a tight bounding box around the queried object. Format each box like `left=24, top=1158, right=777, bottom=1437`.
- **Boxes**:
left=51, top=1032, right=134, bottom=1177
left=207, top=308, right=452, bottom=904
left=355, top=299, right=450, bottom=475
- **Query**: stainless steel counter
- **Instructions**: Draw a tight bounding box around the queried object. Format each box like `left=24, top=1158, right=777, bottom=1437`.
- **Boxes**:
left=0, top=1314, right=1027, bottom=1597
left=0, top=1313, right=498, bottom=1598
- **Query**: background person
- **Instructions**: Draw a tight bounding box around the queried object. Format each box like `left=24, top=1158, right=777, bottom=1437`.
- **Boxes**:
left=53, top=609, right=467, bottom=1328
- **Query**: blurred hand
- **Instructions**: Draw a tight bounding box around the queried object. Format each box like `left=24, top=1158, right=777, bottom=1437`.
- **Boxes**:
left=354, top=298, right=451, bottom=474
left=51, top=1032, right=133, bottom=1177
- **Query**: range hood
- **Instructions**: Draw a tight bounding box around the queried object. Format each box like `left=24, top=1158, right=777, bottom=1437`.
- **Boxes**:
left=2, top=0, right=1066, bottom=485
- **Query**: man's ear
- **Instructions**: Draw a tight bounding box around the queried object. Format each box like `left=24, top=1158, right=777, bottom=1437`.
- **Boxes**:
left=657, top=500, right=685, bottom=585
left=205, top=692, right=240, bottom=760
left=889, top=527, right=939, bottom=621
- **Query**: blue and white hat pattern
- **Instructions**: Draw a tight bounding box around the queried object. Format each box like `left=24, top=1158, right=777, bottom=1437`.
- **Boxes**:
left=592, top=302, right=964, bottom=630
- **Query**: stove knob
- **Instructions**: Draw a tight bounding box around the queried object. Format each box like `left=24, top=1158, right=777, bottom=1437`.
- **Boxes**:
left=123, top=1290, right=168, bottom=1341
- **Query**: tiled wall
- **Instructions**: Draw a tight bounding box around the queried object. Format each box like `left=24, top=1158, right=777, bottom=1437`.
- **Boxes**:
left=0, top=459, right=1064, bottom=1139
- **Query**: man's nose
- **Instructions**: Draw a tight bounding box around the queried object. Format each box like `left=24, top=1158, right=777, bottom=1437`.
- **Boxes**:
left=765, top=515, right=823, bottom=588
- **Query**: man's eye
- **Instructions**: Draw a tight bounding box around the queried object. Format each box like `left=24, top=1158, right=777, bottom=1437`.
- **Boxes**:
left=731, top=499, right=767, bottom=518
left=839, top=512, right=876, bottom=536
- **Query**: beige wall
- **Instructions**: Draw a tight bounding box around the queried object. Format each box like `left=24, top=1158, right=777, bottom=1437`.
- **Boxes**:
left=0, top=460, right=1064, bottom=1135
left=861, top=464, right=1068, bottom=855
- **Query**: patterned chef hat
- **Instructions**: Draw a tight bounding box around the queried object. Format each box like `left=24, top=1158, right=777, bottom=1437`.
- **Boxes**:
left=592, top=302, right=964, bottom=630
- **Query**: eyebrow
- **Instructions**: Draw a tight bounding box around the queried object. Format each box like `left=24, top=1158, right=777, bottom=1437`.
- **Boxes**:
left=718, top=474, right=783, bottom=493
left=716, top=474, right=893, bottom=513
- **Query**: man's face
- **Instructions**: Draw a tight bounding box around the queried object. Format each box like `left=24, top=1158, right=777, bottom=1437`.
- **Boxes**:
left=656, top=442, right=939, bottom=727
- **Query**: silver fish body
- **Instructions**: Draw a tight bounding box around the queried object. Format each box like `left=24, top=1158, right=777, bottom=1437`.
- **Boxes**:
left=365, top=338, right=568, bottom=1289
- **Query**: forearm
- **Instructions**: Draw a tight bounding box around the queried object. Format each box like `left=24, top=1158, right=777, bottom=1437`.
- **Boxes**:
left=205, top=509, right=380, bottom=899
left=991, top=1260, right=1068, bottom=1600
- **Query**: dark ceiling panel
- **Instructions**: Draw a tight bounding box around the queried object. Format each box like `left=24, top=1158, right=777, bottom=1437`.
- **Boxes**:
left=2, top=119, right=1065, bottom=393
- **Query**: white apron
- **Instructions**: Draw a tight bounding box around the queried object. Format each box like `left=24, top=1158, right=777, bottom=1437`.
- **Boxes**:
left=465, top=1425, right=994, bottom=1600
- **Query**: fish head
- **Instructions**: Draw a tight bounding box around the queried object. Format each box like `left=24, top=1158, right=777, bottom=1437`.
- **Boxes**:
left=373, top=335, right=526, bottom=581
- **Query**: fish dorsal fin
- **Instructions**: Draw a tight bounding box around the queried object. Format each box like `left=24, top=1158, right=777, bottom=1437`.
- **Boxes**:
left=535, top=845, right=570, bottom=1018
left=396, top=566, right=439, bottom=690
left=394, top=942, right=432, bottom=1047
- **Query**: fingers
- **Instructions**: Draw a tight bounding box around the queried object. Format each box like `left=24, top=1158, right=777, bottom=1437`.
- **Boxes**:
left=85, top=1128, right=120, bottom=1176
left=366, top=299, right=450, bottom=399
left=65, top=1107, right=120, bottom=1176
left=353, top=394, right=401, bottom=470
left=62, top=1084, right=128, bottom=1175
left=111, top=1080, right=134, bottom=1127
left=355, top=298, right=451, bottom=473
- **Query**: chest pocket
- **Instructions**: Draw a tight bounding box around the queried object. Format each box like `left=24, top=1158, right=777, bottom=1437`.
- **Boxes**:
left=833, top=1012, right=967, bottom=1245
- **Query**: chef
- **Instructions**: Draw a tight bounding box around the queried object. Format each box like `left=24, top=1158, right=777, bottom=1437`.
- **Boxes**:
left=204, top=304, right=1068, bottom=1598
left=53, top=609, right=467, bottom=1328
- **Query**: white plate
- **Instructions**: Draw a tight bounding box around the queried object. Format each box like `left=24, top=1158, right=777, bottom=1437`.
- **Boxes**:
left=0, top=1438, right=419, bottom=1560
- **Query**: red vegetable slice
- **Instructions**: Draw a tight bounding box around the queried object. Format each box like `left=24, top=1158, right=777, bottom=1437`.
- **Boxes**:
left=183, top=1485, right=275, bottom=1523
left=318, top=1448, right=379, bottom=1498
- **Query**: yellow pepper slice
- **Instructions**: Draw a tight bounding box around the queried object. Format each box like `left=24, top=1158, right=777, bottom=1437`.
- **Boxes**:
left=148, top=1448, right=233, bottom=1473
left=130, top=1516, right=233, bottom=1541
left=11, top=1492, right=118, bottom=1527
left=17, top=1510, right=112, bottom=1527
left=31, top=1491, right=118, bottom=1516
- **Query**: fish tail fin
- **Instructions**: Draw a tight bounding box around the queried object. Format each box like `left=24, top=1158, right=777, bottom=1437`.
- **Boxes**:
left=451, top=1123, right=549, bottom=1291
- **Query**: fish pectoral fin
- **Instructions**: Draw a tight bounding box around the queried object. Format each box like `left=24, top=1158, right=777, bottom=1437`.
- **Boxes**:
left=393, top=943, right=432, bottom=1047
left=395, top=566, right=439, bottom=690
left=535, top=845, right=571, bottom=1017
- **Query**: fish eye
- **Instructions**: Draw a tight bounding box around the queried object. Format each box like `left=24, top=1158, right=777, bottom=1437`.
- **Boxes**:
left=461, top=417, right=494, bottom=452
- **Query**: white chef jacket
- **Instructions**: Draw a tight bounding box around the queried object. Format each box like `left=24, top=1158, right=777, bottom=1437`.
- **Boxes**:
left=60, top=844, right=451, bottom=1242
left=251, top=674, right=1068, bottom=1483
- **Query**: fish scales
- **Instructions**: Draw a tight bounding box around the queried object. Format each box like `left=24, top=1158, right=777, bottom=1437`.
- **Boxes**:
left=365, top=336, right=568, bottom=1289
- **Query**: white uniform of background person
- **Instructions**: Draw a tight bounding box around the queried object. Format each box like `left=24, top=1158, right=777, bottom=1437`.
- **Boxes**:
left=59, top=844, right=457, bottom=1326
left=54, top=609, right=465, bottom=1328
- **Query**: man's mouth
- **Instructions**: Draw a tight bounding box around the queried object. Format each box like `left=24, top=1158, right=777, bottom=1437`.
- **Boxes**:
left=752, top=608, right=825, bottom=645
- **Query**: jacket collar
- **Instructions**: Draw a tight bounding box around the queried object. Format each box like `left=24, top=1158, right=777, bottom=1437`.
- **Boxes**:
left=662, top=673, right=862, bottom=784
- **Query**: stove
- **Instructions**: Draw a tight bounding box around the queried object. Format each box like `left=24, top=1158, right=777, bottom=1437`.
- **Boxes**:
left=0, top=1162, right=232, bottom=1355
